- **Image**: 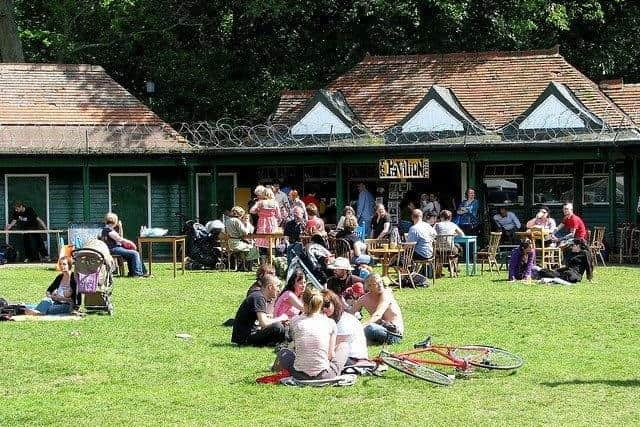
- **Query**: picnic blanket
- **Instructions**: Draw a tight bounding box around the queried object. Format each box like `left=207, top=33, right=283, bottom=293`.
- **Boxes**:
left=280, top=374, right=357, bottom=387
left=10, top=314, right=85, bottom=322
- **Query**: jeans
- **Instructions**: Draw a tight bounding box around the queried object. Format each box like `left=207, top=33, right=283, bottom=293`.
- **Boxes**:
left=111, top=246, right=146, bottom=276
left=364, top=323, right=403, bottom=345
left=33, top=298, right=72, bottom=315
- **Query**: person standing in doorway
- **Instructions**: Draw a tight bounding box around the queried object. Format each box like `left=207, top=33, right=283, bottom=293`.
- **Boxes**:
left=454, top=188, right=480, bottom=236
left=356, top=182, right=375, bottom=238
left=6, top=201, right=48, bottom=262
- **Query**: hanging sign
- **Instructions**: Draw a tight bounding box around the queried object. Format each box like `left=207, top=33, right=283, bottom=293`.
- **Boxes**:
left=379, top=158, right=429, bottom=179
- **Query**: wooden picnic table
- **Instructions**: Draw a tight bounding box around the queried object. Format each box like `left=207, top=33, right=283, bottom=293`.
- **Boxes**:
left=247, top=231, right=283, bottom=265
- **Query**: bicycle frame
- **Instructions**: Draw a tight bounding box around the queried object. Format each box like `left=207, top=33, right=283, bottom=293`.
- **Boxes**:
left=377, top=344, right=473, bottom=372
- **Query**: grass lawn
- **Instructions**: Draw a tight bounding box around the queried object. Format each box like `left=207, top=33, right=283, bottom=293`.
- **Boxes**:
left=1, top=264, right=639, bottom=426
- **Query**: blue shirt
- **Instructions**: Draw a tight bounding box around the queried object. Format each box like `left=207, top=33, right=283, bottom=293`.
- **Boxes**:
left=407, top=221, right=437, bottom=258
left=357, top=190, right=374, bottom=222
left=493, top=211, right=521, bottom=231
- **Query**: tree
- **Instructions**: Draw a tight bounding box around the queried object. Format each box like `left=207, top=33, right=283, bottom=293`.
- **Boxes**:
left=0, top=0, right=23, bottom=61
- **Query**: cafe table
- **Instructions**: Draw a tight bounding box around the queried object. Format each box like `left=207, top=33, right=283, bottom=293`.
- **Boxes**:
left=454, top=235, right=477, bottom=275
left=367, top=245, right=402, bottom=281
left=247, top=231, right=284, bottom=265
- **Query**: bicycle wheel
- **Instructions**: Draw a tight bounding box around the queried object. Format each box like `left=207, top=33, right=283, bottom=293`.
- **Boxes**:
left=452, top=345, right=524, bottom=370
left=380, top=355, right=454, bottom=385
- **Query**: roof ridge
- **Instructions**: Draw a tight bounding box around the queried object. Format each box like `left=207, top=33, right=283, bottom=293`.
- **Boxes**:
left=0, top=63, right=105, bottom=72
left=359, top=46, right=561, bottom=65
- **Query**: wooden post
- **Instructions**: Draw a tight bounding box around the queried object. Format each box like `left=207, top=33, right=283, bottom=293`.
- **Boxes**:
left=187, top=165, right=196, bottom=220
left=82, top=161, right=91, bottom=221
left=574, top=160, right=584, bottom=216
left=210, top=164, right=218, bottom=219
left=335, top=161, right=344, bottom=217
left=608, top=160, right=617, bottom=246
left=632, top=156, right=639, bottom=225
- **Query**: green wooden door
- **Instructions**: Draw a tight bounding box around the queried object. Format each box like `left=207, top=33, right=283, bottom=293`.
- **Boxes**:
left=197, top=173, right=235, bottom=221
left=6, top=175, right=49, bottom=259
left=109, top=175, right=149, bottom=241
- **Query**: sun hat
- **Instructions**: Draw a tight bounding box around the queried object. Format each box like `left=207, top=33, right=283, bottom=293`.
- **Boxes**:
left=327, top=257, right=352, bottom=271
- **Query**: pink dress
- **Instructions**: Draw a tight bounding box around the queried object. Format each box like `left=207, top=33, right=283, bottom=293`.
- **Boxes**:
left=252, top=201, right=282, bottom=248
left=274, top=290, right=301, bottom=319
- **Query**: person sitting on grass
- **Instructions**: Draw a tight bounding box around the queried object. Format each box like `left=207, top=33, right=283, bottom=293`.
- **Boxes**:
left=351, top=273, right=404, bottom=345
left=273, top=268, right=306, bottom=320
left=101, top=212, right=146, bottom=278
left=538, top=238, right=593, bottom=284
left=321, top=289, right=368, bottom=366
left=245, top=264, right=276, bottom=295
left=326, top=257, right=365, bottom=305
left=507, top=239, right=536, bottom=283
left=24, top=256, right=78, bottom=316
left=275, top=288, right=348, bottom=380
left=232, top=274, right=288, bottom=347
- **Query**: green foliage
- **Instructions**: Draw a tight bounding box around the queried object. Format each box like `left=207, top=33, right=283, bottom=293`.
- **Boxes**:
left=1, top=264, right=640, bottom=425
left=9, top=1, right=640, bottom=123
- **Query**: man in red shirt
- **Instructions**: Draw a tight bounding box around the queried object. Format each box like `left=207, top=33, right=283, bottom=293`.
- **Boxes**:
left=553, top=202, right=587, bottom=243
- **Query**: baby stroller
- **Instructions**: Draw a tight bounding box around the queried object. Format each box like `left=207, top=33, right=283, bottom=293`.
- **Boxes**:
left=286, top=243, right=326, bottom=290
left=184, top=220, right=224, bottom=270
left=73, top=247, right=114, bottom=315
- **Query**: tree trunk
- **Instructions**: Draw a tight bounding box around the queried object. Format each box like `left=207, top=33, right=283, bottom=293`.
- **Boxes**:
left=0, top=0, right=24, bottom=62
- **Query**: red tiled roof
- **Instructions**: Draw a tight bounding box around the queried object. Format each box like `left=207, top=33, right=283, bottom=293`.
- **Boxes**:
left=271, top=90, right=316, bottom=123
left=601, top=81, right=640, bottom=124
left=0, top=63, right=190, bottom=153
left=274, top=47, right=631, bottom=133
left=0, top=63, right=161, bottom=125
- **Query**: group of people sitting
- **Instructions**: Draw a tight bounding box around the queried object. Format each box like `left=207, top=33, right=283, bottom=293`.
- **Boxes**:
left=231, top=264, right=404, bottom=381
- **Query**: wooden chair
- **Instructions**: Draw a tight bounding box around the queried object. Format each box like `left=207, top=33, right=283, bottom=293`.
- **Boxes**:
left=477, top=232, right=502, bottom=274
left=589, top=226, right=606, bottom=267
left=334, top=238, right=352, bottom=260
left=219, top=233, right=245, bottom=271
left=392, top=242, right=416, bottom=289
left=364, top=238, right=382, bottom=262
left=530, top=227, right=562, bottom=270
left=433, top=234, right=458, bottom=278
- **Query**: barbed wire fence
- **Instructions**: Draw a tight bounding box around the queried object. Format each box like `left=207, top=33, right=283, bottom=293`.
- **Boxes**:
left=0, top=104, right=639, bottom=152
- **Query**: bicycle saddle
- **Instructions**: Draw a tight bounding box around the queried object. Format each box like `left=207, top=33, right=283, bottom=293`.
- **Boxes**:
left=413, top=336, right=432, bottom=349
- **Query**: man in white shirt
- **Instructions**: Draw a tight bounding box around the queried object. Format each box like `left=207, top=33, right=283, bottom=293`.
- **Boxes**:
left=406, top=209, right=437, bottom=260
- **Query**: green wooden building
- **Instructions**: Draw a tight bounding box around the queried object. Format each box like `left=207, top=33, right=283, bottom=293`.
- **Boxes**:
left=2, top=47, right=640, bottom=257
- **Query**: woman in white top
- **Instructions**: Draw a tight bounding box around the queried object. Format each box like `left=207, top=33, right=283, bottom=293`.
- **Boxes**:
left=275, top=289, right=348, bottom=380
left=434, top=209, right=465, bottom=236
left=525, top=205, right=557, bottom=232
left=336, top=205, right=356, bottom=231
left=322, top=289, right=368, bottom=364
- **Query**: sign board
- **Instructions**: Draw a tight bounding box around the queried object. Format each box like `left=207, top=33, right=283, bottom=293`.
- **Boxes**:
left=379, top=158, right=429, bottom=179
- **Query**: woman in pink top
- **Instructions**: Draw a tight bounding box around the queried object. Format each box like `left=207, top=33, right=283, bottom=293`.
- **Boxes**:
left=273, top=269, right=306, bottom=319
left=250, top=187, right=282, bottom=250
left=305, top=203, right=325, bottom=235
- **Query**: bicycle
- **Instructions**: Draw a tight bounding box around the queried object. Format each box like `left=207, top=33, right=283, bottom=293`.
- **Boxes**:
left=373, top=336, right=524, bottom=385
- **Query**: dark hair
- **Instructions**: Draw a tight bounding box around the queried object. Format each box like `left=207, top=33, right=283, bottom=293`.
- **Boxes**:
left=539, top=205, right=550, bottom=213
left=439, top=209, right=452, bottom=221
left=310, top=233, right=326, bottom=246
left=279, top=268, right=304, bottom=298
left=321, top=289, right=343, bottom=322
left=519, top=239, right=532, bottom=251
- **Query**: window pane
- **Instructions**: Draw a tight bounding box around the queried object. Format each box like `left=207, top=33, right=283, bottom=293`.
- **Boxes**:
left=583, top=177, right=608, bottom=204
left=484, top=178, right=524, bottom=205
left=533, top=178, right=574, bottom=204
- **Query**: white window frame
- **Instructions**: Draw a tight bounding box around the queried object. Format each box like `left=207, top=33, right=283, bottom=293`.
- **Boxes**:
left=533, top=163, right=574, bottom=206
left=4, top=174, right=50, bottom=250
left=107, top=173, right=152, bottom=227
left=483, top=164, right=525, bottom=206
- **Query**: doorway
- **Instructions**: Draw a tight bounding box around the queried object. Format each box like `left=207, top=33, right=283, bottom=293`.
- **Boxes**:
left=108, top=174, right=151, bottom=241
left=196, top=173, right=237, bottom=221
left=4, top=174, right=50, bottom=259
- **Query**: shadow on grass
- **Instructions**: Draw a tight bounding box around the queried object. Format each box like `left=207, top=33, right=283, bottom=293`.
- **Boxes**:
left=541, top=379, right=640, bottom=387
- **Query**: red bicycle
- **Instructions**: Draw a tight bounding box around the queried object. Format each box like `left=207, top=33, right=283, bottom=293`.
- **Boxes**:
left=374, top=336, right=524, bottom=385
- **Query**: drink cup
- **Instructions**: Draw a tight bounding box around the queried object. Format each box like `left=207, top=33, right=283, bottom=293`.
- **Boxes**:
left=382, top=243, right=389, bottom=250
left=389, top=242, right=398, bottom=250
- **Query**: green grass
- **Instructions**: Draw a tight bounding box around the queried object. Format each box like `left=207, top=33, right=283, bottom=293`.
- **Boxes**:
left=1, top=264, right=639, bottom=426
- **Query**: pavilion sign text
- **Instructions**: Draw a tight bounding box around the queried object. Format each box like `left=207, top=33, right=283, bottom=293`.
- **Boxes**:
left=379, top=158, right=430, bottom=179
